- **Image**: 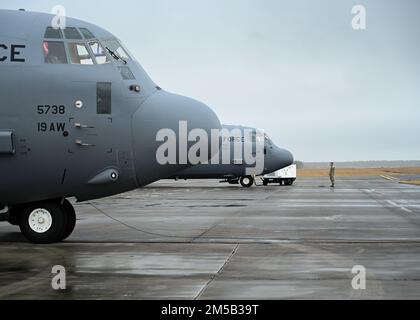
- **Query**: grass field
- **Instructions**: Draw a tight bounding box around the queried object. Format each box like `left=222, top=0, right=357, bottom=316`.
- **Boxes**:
left=298, top=167, right=420, bottom=177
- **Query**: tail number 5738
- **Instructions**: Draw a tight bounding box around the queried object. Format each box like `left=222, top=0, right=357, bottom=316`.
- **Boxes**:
left=37, top=105, right=66, bottom=115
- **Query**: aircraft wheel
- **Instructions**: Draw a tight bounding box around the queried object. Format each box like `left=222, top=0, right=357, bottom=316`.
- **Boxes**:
left=240, top=176, right=254, bottom=188
left=60, top=199, right=76, bottom=241
left=263, top=180, right=268, bottom=186
left=19, top=201, right=66, bottom=244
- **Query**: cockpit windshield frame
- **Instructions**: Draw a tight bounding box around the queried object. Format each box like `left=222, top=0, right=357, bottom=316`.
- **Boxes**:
left=42, top=26, right=133, bottom=67
left=101, top=39, right=132, bottom=64
left=87, top=40, right=111, bottom=65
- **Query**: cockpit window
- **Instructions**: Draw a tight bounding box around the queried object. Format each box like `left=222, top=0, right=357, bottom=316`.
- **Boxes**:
left=44, top=27, right=63, bottom=39
left=264, top=134, right=272, bottom=145
left=102, top=40, right=130, bottom=61
left=88, top=41, right=110, bottom=64
left=63, top=27, right=83, bottom=40
left=43, top=41, right=68, bottom=64
left=67, top=43, right=94, bottom=65
left=79, top=28, right=95, bottom=39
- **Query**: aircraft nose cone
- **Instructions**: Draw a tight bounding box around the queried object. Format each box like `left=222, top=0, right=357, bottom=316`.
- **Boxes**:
left=132, top=91, right=221, bottom=186
left=280, top=148, right=294, bottom=168
left=265, top=147, right=294, bottom=173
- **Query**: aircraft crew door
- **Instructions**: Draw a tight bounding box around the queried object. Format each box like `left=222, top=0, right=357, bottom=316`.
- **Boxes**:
left=63, top=81, right=116, bottom=188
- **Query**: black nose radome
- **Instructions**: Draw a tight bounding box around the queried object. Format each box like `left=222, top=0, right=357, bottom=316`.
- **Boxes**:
left=265, top=146, right=294, bottom=174
left=280, top=148, right=294, bottom=168
left=132, top=91, right=222, bottom=186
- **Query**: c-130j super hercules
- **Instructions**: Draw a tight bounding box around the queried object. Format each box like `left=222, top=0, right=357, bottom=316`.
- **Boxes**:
left=0, top=9, right=222, bottom=243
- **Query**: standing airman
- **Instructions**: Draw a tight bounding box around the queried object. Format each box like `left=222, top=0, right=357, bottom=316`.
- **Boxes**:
left=329, top=162, right=336, bottom=188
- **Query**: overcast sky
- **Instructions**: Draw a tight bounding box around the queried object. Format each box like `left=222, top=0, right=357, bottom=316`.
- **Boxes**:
left=2, top=0, right=419, bottom=161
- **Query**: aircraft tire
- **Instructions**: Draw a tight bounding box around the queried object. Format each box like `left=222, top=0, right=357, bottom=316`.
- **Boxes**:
left=59, top=199, right=76, bottom=241
left=263, top=180, right=268, bottom=186
left=19, top=201, right=66, bottom=244
left=240, top=176, right=254, bottom=188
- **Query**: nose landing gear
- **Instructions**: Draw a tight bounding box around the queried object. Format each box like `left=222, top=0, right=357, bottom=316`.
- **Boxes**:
left=8, top=199, right=76, bottom=244
left=239, top=176, right=255, bottom=188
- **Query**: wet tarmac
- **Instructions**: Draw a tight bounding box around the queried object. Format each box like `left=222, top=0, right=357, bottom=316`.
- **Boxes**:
left=1, top=176, right=420, bottom=299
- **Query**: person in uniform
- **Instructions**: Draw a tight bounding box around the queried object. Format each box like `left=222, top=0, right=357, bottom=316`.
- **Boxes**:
left=329, top=162, right=336, bottom=188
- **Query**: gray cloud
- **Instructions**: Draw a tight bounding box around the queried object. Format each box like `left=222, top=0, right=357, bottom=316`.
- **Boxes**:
left=2, top=0, right=419, bottom=161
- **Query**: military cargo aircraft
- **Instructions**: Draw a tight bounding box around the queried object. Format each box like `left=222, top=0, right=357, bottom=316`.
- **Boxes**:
left=0, top=9, right=221, bottom=243
left=168, top=125, right=294, bottom=187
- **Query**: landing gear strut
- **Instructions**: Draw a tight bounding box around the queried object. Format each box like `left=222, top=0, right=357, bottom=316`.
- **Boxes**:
left=9, top=199, right=76, bottom=244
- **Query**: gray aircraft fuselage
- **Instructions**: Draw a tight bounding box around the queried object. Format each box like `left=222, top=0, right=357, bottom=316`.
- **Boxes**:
left=0, top=9, right=221, bottom=207
left=169, top=124, right=294, bottom=180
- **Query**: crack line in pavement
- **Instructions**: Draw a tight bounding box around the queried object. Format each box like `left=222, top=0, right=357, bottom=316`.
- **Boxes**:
left=194, top=243, right=239, bottom=300
left=188, top=204, right=251, bottom=242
